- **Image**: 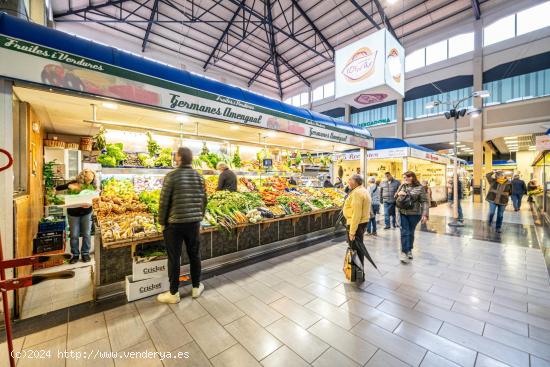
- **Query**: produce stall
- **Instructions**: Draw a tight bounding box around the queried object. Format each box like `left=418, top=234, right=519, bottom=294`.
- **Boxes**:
left=333, top=138, right=450, bottom=202
left=532, top=152, right=549, bottom=214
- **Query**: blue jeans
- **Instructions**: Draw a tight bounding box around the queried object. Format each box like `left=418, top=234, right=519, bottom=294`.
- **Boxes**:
left=384, top=202, right=397, bottom=227
left=511, top=194, right=523, bottom=210
left=488, top=202, right=506, bottom=229
left=68, top=213, right=92, bottom=257
left=367, top=204, right=380, bottom=233
left=399, top=214, right=421, bottom=253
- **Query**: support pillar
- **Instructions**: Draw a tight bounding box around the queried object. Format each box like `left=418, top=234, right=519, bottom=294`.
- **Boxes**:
left=396, top=98, right=404, bottom=139
left=344, top=104, right=351, bottom=124
left=359, top=148, right=368, bottom=178
left=472, top=18, right=484, bottom=203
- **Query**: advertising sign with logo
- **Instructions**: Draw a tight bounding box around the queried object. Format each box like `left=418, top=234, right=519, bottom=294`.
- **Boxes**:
left=410, top=148, right=450, bottom=165
left=0, top=33, right=374, bottom=149
left=335, top=29, right=385, bottom=99
left=367, top=147, right=409, bottom=159
left=536, top=135, right=550, bottom=151
left=335, top=29, right=405, bottom=106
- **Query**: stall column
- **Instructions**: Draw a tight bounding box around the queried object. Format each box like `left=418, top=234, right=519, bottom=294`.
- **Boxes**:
left=359, top=148, right=368, bottom=177
left=344, top=104, right=352, bottom=123
left=402, top=156, right=408, bottom=173
left=472, top=18, right=484, bottom=203
left=396, top=98, right=404, bottom=139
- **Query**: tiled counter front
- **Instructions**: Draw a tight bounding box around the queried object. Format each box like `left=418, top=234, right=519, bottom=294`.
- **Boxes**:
left=98, top=209, right=341, bottom=285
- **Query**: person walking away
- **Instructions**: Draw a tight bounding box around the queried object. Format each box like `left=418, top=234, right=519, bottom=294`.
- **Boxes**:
left=366, top=177, right=380, bottom=236
left=380, top=172, right=400, bottom=229
left=511, top=174, right=527, bottom=211
left=485, top=171, right=512, bottom=233
left=451, top=178, right=464, bottom=222
left=343, top=174, right=371, bottom=281
left=323, top=176, right=334, bottom=188
left=421, top=180, right=432, bottom=231
left=396, top=171, right=429, bottom=264
left=56, top=169, right=98, bottom=264
left=157, top=147, right=207, bottom=304
left=216, top=162, right=237, bottom=192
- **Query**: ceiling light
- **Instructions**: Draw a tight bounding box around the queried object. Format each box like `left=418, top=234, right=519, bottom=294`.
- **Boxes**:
left=528, top=146, right=536, bottom=151
left=449, top=141, right=460, bottom=145
left=297, top=137, right=305, bottom=142
left=504, top=136, right=518, bottom=141
left=175, top=115, right=188, bottom=122
left=102, top=102, right=118, bottom=110
left=266, top=131, right=276, bottom=138
left=230, top=125, right=240, bottom=130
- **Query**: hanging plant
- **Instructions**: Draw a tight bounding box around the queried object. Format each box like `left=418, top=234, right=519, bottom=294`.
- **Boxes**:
left=93, top=127, right=106, bottom=151
left=338, top=165, right=344, bottom=179
left=232, top=146, right=242, bottom=168
left=146, top=131, right=161, bottom=157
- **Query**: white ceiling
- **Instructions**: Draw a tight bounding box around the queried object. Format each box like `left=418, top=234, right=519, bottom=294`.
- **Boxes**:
left=51, top=0, right=496, bottom=98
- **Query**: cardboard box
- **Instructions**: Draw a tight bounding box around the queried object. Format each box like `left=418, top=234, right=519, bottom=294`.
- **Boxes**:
left=125, top=275, right=169, bottom=302
left=132, top=257, right=168, bottom=281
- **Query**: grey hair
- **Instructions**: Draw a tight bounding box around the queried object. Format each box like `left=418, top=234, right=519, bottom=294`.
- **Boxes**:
left=217, top=162, right=228, bottom=170
left=76, top=169, right=98, bottom=189
left=368, top=176, right=376, bottom=183
left=350, top=174, right=364, bottom=186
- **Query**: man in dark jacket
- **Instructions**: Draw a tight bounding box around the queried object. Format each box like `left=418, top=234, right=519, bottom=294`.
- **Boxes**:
left=486, top=171, right=512, bottom=233
left=380, top=172, right=400, bottom=229
left=510, top=174, right=527, bottom=211
left=217, top=162, right=237, bottom=192
left=157, top=147, right=207, bottom=304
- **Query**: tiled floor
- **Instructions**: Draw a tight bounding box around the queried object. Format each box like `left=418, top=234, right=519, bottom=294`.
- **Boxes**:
left=3, top=199, right=550, bottom=366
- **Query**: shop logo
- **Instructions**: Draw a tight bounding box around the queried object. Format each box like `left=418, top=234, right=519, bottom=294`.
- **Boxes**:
left=341, top=48, right=377, bottom=82
left=387, top=48, right=402, bottom=83
left=354, top=93, right=387, bottom=105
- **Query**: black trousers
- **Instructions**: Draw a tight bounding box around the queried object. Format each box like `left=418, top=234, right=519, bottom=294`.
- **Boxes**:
left=163, top=222, right=201, bottom=294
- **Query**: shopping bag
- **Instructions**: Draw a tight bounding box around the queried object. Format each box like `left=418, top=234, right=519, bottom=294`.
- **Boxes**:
left=343, top=247, right=354, bottom=281
left=430, top=200, right=438, bottom=208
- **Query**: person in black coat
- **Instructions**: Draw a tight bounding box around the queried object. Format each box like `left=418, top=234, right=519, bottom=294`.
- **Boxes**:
left=511, top=174, right=527, bottom=211
left=216, top=162, right=237, bottom=192
left=323, top=176, right=334, bottom=188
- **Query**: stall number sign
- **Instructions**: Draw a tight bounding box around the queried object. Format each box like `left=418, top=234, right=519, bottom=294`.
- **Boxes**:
left=536, top=135, right=550, bottom=151
left=367, top=147, right=408, bottom=159
left=410, top=148, right=450, bottom=165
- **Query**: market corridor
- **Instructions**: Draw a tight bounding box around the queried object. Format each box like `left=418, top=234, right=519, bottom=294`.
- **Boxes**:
left=3, top=200, right=550, bottom=367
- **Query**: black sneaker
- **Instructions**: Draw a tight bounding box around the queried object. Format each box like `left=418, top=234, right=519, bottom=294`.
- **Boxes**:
left=81, top=254, right=91, bottom=262
left=69, top=256, right=79, bottom=264
left=383, top=226, right=390, bottom=230
left=495, top=228, right=502, bottom=233
left=372, top=232, right=377, bottom=236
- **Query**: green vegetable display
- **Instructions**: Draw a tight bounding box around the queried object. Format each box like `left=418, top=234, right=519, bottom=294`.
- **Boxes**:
left=98, top=143, right=126, bottom=167
left=146, top=132, right=161, bottom=157
left=155, top=148, right=174, bottom=168
left=139, top=190, right=161, bottom=216
left=232, top=146, right=242, bottom=168
left=138, top=153, right=155, bottom=168
left=93, top=127, right=106, bottom=151
left=200, top=152, right=221, bottom=169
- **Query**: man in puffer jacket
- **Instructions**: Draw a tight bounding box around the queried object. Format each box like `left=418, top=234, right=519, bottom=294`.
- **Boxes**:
left=157, top=147, right=207, bottom=304
left=486, top=171, right=512, bottom=233
left=380, top=172, right=400, bottom=229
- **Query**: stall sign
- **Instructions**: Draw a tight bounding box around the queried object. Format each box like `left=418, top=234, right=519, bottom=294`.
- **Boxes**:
left=335, top=152, right=361, bottom=161
left=0, top=33, right=373, bottom=149
left=367, top=147, right=408, bottom=159
left=410, top=148, right=450, bottom=165
left=357, top=118, right=393, bottom=128
left=536, top=135, right=550, bottom=151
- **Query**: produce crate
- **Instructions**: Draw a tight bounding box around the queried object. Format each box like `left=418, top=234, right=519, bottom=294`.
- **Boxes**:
left=38, top=219, right=66, bottom=233
left=125, top=275, right=169, bottom=302
left=33, top=231, right=65, bottom=254
left=132, top=257, right=167, bottom=281
left=33, top=250, right=66, bottom=270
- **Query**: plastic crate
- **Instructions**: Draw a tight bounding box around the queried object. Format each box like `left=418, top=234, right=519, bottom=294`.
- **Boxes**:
left=38, top=220, right=66, bottom=233
left=33, top=232, right=65, bottom=254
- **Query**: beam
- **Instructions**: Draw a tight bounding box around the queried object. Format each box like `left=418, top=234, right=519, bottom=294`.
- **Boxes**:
left=372, top=0, right=399, bottom=41
left=278, top=54, right=310, bottom=87
left=248, top=55, right=273, bottom=87
left=266, top=0, right=282, bottom=98
left=54, top=0, right=133, bottom=18
left=142, top=0, right=159, bottom=52
left=203, top=0, right=248, bottom=70
left=349, top=0, right=380, bottom=30
left=290, top=0, right=334, bottom=54
left=471, top=0, right=481, bottom=20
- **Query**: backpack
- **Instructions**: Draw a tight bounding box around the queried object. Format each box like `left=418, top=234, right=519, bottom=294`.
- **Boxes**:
left=396, top=185, right=414, bottom=210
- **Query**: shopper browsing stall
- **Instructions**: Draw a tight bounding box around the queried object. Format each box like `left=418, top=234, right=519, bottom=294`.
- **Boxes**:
left=216, top=162, right=237, bottom=192
left=334, top=177, right=344, bottom=189
left=511, top=174, right=527, bottom=211
left=56, top=169, right=98, bottom=264
left=343, top=174, right=371, bottom=281
left=396, top=171, right=429, bottom=264
left=323, top=176, right=334, bottom=188
left=380, top=172, right=400, bottom=229
left=486, top=171, right=512, bottom=233
left=157, top=147, right=207, bottom=304
left=367, top=177, right=380, bottom=236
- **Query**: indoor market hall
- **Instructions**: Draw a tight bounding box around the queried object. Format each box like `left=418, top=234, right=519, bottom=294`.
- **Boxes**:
left=0, top=0, right=550, bottom=366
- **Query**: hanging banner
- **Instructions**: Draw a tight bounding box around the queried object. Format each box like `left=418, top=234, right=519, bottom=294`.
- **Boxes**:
left=0, top=33, right=373, bottom=149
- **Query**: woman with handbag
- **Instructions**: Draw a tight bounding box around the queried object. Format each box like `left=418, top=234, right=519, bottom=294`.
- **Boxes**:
left=395, top=171, right=429, bottom=264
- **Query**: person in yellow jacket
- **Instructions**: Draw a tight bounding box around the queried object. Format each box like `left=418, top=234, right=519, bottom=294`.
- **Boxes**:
left=343, top=174, right=371, bottom=275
